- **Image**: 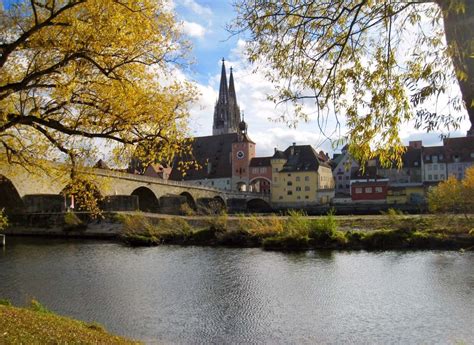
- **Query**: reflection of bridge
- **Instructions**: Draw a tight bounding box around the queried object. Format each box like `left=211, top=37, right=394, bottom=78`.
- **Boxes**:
left=0, top=163, right=270, bottom=214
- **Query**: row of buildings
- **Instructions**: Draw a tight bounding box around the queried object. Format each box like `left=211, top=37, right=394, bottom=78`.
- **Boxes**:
left=131, top=60, right=474, bottom=209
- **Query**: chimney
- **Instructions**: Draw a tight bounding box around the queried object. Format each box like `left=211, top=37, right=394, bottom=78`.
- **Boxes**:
left=409, top=140, right=422, bottom=149
left=290, top=142, right=296, bottom=155
left=274, top=147, right=278, bottom=153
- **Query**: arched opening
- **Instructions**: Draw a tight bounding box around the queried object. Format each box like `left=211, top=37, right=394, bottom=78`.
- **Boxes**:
left=61, top=180, right=103, bottom=213
left=132, top=187, right=160, bottom=213
left=211, top=196, right=226, bottom=214
left=249, top=177, right=271, bottom=194
left=247, top=198, right=272, bottom=213
left=0, top=175, right=24, bottom=214
left=236, top=182, right=247, bottom=192
left=180, top=192, right=197, bottom=211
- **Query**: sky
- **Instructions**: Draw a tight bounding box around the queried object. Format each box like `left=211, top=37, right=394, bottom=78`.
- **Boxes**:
left=2, top=0, right=472, bottom=158
left=171, top=0, right=471, bottom=157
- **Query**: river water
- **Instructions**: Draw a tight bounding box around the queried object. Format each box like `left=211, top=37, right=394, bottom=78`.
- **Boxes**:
left=0, top=237, right=473, bottom=344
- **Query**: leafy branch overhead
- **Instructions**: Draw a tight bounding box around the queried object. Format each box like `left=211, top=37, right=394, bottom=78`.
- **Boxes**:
left=232, top=0, right=474, bottom=166
left=0, top=0, right=197, bottom=172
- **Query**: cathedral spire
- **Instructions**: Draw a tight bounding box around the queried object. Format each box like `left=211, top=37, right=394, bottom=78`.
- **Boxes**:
left=218, top=58, right=228, bottom=105
left=213, top=59, right=241, bottom=136
left=228, top=67, right=237, bottom=105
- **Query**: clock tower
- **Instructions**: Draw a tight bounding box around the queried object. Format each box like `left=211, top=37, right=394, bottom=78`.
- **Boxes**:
left=231, top=119, right=255, bottom=191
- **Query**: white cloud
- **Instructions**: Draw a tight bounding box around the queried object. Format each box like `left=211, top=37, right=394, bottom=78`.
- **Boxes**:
left=179, top=0, right=212, bottom=17
left=181, top=21, right=206, bottom=38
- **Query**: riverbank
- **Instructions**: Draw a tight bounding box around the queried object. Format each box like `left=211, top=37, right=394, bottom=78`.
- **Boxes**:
left=4, top=211, right=473, bottom=251
left=0, top=301, right=139, bottom=344
left=118, top=212, right=474, bottom=251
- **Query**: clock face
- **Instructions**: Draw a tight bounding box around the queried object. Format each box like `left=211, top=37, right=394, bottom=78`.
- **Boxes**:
left=236, top=150, right=245, bottom=159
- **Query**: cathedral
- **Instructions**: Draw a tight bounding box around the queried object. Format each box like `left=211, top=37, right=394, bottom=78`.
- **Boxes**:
left=169, top=59, right=269, bottom=193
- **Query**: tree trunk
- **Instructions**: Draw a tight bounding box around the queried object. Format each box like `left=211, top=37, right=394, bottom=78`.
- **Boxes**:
left=439, top=0, right=474, bottom=136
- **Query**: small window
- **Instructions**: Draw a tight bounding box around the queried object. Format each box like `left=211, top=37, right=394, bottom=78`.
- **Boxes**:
left=287, top=181, right=292, bottom=186
left=279, top=196, right=283, bottom=200
left=346, top=184, right=350, bottom=188
left=355, top=187, right=363, bottom=194
left=375, top=187, right=382, bottom=193
left=274, top=177, right=277, bottom=182
left=226, top=180, right=229, bottom=184
left=345, top=176, right=350, bottom=180
left=433, top=164, right=438, bottom=170
left=338, top=176, right=342, bottom=180
left=296, top=186, right=301, bottom=191
left=434, top=174, right=438, bottom=180
left=274, top=168, right=278, bottom=172
left=297, top=196, right=300, bottom=200
left=305, top=196, right=309, bottom=199
left=211, top=181, right=214, bottom=186
left=428, top=174, right=432, bottom=180
left=440, top=174, right=445, bottom=180
left=305, top=176, right=309, bottom=181
left=287, top=173, right=291, bottom=177
left=287, top=191, right=293, bottom=195
left=296, top=176, right=300, bottom=181
left=470, top=152, right=474, bottom=158
left=428, top=165, right=432, bottom=171
left=414, top=161, right=419, bottom=166
left=366, top=187, right=373, bottom=193
left=305, top=186, right=310, bottom=191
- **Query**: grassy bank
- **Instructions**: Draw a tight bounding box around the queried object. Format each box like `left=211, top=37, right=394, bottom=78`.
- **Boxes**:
left=118, top=211, right=474, bottom=251
left=0, top=300, right=139, bottom=344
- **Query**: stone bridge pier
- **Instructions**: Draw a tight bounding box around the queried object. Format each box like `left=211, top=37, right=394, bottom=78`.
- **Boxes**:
left=0, top=162, right=271, bottom=215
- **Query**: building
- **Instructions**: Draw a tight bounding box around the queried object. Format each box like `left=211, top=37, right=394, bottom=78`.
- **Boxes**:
left=350, top=167, right=389, bottom=202
left=331, top=145, right=360, bottom=196
left=443, top=136, right=474, bottom=180
left=249, top=157, right=272, bottom=194
left=271, top=144, right=335, bottom=206
left=422, top=145, right=447, bottom=182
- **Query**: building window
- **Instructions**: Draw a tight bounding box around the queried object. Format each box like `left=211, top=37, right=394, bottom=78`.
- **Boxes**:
left=355, top=187, right=362, bottom=194
left=471, top=152, right=474, bottom=158
left=211, top=181, right=214, bottom=186
left=305, top=196, right=309, bottom=199
left=305, top=176, right=309, bottom=181
left=305, top=186, right=310, bottom=191
left=287, top=173, right=291, bottom=177
left=346, top=184, right=350, bottom=188
left=274, top=177, right=277, bottom=182
left=428, top=174, right=432, bottom=180
left=428, top=165, right=432, bottom=171
left=366, top=187, right=373, bottom=193
left=414, top=161, right=419, bottom=166
left=296, top=186, right=301, bottom=191
left=287, top=191, right=293, bottom=195
left=338, top=176, right=342, bottom=180
left=433, top=164, right=438, bottom=170
left=375, top=187, right=382, bottom=193
left=296, top=176, right=300, bottom=181
left=287, top=181, right=292, bottom=186
left=345, top=176, right=349, bottom=180
left=440, top=174, right=445, bottom=180
left=297, top=196, right=300, bottom=200
left=227, top=180, right=230, bottom=184
left=279, top=196, right=283, bottom=200
left=274, top=168, right=278, bottom=172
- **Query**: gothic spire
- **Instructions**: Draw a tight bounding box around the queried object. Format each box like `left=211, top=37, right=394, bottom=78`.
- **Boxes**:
left=228, top=66, right=237, bottom=105
left=217, top=58, right=228, bottom=105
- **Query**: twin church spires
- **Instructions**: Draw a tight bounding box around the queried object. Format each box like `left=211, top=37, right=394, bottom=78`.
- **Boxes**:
left=213, top=59, right=242, bottom=136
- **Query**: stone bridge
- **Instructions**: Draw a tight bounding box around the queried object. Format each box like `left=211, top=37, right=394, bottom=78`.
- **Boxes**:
left=0, top=162, right=270, bottom=214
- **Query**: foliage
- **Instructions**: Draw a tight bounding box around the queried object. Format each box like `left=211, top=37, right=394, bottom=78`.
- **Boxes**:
left=238, top=214, right=284, bottom=237
left=62, top=177, right=103, bottom=217
left=232, top=0, right=474, bottom=166
left=0, top=303, right=139, bottom=344
left=428, top=171, right=474, bottom=215
left=0, top=1, right=196, bottom=185
left=0, top=299, right=12, bottom=306
left=63, top=211, right=86, bottom=231
left=29, top=299, right=52, bottom=314
left=0, top=208, right=8, bottom=232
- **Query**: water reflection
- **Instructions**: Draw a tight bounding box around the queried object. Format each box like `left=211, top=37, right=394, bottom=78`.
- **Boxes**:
left=0, top=237, right=473, bottom=344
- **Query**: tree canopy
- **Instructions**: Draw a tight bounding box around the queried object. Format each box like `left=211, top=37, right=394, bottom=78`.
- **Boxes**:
left=0, top=0, right=196, bottom=175
left=232, top=0, right=474, bottom=166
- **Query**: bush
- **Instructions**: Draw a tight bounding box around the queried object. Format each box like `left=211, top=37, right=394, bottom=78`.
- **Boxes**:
left=63, top=212, right=87, bottom=232
left=308, top=210, right=339, bottom=244
left=284, top=210, right=310, bottom=236
left=238, top=214, right=284, bottom=238
left=0, top=299, right=12, bottom=306
left=30, top=299, right=52, bottom=314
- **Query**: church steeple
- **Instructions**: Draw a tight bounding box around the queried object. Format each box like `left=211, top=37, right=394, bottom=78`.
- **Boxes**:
left=213, top=59, right=241, bottom=136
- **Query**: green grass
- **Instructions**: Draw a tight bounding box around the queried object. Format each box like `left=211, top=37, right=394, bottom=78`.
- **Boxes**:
left=0, top=303, right=140, bottom=344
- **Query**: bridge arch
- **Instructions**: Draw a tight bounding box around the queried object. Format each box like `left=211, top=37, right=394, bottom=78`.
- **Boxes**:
left=212, top=196, right=226, bottom=214
left=249, top=177, right=271, bottom=194
left=247, top=198, right=272, bottom=213
left=132, top=187, right=160, bottom=213
left=180, top=192, right=197, bottom=211
left=0, top=174, right=24, bottom=214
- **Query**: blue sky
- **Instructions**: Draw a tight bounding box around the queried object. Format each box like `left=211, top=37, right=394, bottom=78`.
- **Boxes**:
left=2, top=0, right=471, bottom=157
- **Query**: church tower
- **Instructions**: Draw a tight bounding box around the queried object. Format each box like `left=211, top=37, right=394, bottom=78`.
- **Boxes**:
left=213, top=59, right=241, bottom=135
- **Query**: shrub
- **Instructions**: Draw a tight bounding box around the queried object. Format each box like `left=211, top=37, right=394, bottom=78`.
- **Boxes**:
left=63, top=212, right=87, bottom=232
left=308, top=210, right=338, bottom=244
left=284, top=210, right=310, bottom=236
left=30, top=299, right=52, bottom=314
left=0, top=299, right=12, bottom=306
left=206, top=213, right=228, bottom=232
left=238, top=214, right=284, bottom=238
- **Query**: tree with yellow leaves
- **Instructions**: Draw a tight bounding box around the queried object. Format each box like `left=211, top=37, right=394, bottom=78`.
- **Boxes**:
left=232, top=0, right=473, bottom=167
left=428, top=166, right=474, bottom=216
left=0, top=0, right=196, bottom=176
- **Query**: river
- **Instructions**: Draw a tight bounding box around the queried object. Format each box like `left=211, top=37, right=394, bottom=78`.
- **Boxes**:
left=0, top=237, right=473, bottom=344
